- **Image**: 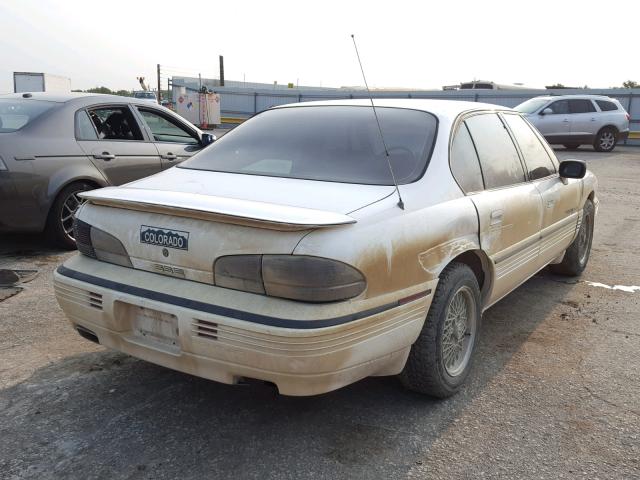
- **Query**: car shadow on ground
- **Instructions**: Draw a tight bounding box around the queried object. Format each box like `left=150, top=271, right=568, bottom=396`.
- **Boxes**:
left=0, top=268, right=580, bottom=479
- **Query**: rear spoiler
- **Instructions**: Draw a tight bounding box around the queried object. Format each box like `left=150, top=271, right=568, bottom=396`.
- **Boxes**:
left=79, top=187, right=356, bottom=231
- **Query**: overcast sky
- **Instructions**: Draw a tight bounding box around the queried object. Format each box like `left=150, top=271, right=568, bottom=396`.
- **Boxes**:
left=1, top=0, right=638, bottom=93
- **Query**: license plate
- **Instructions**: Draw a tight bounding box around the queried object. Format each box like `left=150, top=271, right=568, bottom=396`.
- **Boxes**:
left=132, top=306, right=179, bottom=352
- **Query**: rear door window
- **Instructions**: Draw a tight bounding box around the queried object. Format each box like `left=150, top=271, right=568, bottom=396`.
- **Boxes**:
left=87, top=106, right=144, bottom=141
left=464, top=113, right=525, bottom=189
left=502, top=114, right=556, bottom=180
left=569, top=99, right=596, bottom=114
left=450, top=122, right=484, bottom=193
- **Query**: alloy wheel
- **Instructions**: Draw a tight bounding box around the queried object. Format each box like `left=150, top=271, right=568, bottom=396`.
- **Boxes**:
left=441, top=285, right=477, bottom=377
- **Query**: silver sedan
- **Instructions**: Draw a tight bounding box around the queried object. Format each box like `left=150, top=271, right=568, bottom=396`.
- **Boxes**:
left=0, top=92, right=214, bottom=248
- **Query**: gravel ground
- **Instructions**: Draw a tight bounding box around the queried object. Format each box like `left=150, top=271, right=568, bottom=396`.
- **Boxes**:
left=0, top=146, right=639, bottom=480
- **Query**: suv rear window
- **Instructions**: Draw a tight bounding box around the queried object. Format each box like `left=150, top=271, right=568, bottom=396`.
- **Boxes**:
left=180, top=106, right=438, bottom=185
left=596, top=100, right=618, bottom=111
left=0, top=99, right=56, bottom=132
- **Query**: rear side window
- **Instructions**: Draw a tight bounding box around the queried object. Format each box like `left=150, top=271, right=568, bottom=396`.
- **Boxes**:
left=86, top=106, right=143, bottom=141
left=0, top=99, right=56, bottom=132
left=502, top=114, right=556, bottom=180
left=75, top=110, right=98, bottom=140
left=465, top=113, right=525, bottom=189
left=569, top=99, right=596, bottom=114
left=596, top=100, right=618, bottom=112
left=450, top=122, right=484, bottom=193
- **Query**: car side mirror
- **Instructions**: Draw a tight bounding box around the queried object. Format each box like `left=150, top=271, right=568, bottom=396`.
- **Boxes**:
left=540, top=108, right=553, bottom=116
left=559, top=160, right=586, bottom=179
left=201, top=133, right=216, bottom=146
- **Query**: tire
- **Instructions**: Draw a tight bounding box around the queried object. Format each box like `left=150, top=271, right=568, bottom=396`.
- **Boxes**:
left=593, top=127, right=617, bottom=152
left=550, top=199, right=595, bottom=276
left=563, top=144, right=580, bottom=150
left=46, top=182, right=94, bottom=249
left=399, top=263, right=481, bottom=398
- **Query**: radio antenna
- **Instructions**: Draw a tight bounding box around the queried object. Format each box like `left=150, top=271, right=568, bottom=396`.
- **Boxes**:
left=351, top=34, right=404, bottom=210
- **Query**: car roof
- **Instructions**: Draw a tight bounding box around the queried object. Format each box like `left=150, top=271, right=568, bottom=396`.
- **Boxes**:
left=273, top=98, right=513, bottom=121
left=527, top=94, right=616, bottom=102
left=0, top=91, right=156, bottom=106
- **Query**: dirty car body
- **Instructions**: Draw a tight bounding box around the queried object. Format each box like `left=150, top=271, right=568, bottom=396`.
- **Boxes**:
left=54, top=99, right=598, bottom=396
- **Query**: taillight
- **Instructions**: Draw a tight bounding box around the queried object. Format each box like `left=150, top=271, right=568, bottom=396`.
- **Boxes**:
left=214, top=255, right=366, bottom=302
left=74, top=219, right=133, bottom=268
left=0, top=156, right=8, bottom=171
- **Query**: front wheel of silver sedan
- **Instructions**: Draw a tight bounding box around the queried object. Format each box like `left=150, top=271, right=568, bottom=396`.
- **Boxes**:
left=400, top=263, right=481, bottom=398
left=46, top=182, right=93, bottom=249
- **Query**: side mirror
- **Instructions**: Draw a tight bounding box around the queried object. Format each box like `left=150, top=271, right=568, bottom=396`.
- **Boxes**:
left=559, top=160, right=586, bottom=179
left=540, top=108, right=553, bottom=115
left=201, top=133, right=216, bottom=146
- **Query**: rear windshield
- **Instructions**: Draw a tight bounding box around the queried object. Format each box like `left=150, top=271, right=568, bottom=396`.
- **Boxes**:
left=0, top=99, right=56, bottom=132
left=134, top=92, right=156, bottom=99
left=514, top=98, right=550, bottom=114
left=179, top=106, right=438, bottom=185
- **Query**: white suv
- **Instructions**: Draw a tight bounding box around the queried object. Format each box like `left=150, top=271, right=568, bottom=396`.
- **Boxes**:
left=515, top=95, right=630, bottom=152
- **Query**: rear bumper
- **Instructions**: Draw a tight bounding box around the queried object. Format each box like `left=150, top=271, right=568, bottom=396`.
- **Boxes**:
left=618, top=130, right=629, bottom=141
left=54, top=255, right=434, bottom=396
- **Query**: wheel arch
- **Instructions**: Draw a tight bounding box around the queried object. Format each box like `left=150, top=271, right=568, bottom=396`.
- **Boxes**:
left=597, top=124, right=619, bottom=135
left=445, top=249, right=493, bottom=308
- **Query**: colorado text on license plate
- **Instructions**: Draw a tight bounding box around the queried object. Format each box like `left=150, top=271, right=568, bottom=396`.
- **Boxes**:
left=140, top=225, right=189, bottom=250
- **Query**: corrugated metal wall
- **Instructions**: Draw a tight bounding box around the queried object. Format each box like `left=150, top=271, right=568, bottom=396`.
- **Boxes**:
left=213, top=86, right=640, bottom=144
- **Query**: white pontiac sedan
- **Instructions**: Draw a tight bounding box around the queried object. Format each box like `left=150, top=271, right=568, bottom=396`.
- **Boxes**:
left=54, top=99, right=597, bottom=397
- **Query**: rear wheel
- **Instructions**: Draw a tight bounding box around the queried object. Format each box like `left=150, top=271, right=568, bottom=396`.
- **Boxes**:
left=563, top=143, right=580, bottom=150
left=399, top=263, right=481, bottom=398
left=46, top=182, right=93, bottom=249
left=593, top=128, right=617, bottom=152
left=550, top=199, right=594, bottom=276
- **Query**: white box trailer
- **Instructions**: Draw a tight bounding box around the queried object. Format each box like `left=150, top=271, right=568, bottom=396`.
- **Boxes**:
left=13, top=72, right=71, bottom=93
left=175, top=92, right=221, bottom=128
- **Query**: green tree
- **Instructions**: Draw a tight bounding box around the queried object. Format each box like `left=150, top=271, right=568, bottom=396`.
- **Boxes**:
left=86, top=86, right=113, bottom=94
left=623, top=80, right=640, bottom=88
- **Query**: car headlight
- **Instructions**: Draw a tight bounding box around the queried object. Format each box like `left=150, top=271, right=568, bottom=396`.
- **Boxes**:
left=214, top=255, right=366, bottom=303
left=74, top=219, right=133, bottom=268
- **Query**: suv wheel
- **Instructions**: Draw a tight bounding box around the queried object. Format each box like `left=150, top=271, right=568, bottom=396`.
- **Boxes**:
left=594, top=128, right=617, bottom=152
left=46, top=182, right=93, bottom=249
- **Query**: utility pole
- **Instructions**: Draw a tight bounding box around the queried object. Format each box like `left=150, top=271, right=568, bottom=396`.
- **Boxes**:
left=219, top=55, right=225, bottom=86
left=156, top=64, right=161, bottom=102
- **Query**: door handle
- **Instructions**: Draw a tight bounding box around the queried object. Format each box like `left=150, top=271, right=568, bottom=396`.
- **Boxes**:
left=161, top=153, right=178, bottom=161
left=93, top=152, right=116, bottom=161
left=562, top=119, right=570, bottom=123
left=590, top=118, right=596, bottom=121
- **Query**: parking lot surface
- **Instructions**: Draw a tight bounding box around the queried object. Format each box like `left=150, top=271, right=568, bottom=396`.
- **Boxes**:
left=1, top=147, right=639, bottom=480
